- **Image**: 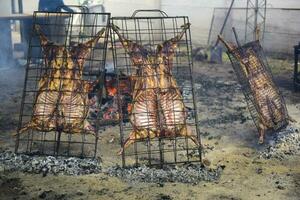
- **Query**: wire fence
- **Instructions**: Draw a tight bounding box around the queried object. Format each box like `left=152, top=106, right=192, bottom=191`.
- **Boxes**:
left=208, top=8, right=300, bottom=55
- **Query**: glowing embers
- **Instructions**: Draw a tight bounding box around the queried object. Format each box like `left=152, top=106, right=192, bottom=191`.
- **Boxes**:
left=111, top=14, right=201, bottom=167
left=15, top=11, right=110, bottom=158
left=219, top=34, right=289, bottom=144
left=99, top=73, right=133, bottom=123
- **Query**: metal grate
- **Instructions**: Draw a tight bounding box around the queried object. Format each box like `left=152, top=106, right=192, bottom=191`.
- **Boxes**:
left=111, top=10, right=202, bottom=167
left=294, top=42, right=300, bottom=91
left=226, top=40, right=289, bottom=135
left=15, top=11, right=110, bottom=158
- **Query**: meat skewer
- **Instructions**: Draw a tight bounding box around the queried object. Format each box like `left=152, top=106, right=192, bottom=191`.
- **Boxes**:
left=18, top=25, right=105, bottom=135
left=112, top=23, right=200, bottom=155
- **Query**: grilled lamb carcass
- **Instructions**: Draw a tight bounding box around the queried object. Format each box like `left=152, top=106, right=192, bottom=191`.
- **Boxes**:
left=218, top=35, right=289, bottom=143
left=19, top=25, right=105, bottom=134
left=112, top=23, right=200, bottom=154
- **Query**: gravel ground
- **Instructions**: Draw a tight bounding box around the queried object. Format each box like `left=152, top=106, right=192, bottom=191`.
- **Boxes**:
left=105, top=164, right=223, bottom=184
left=259, top=126, right=300, bottom=160
left=0, top=150, right=101, bottom=176
left=0, top=149, right=223, bottom=184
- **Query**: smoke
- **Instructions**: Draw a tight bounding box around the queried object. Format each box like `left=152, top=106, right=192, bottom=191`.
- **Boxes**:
left=0, top=19, right=14, bottom=68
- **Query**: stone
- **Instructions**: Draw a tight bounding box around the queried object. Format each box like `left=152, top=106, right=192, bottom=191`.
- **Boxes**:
left=76, top=191, right=84, bottom=196
left=256, top=168, right=263, bottom=174
left=39, top=190, right=52, bottom=199
left=277, top=185, right=285, bottom=190
left=0, top=165, right=5, bottom=172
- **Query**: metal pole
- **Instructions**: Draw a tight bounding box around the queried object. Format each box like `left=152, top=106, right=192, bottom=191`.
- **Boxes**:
left=245, top=0, right=249, bottom=41
left=254, top=0, right=258, bottom=40
left=207, top=13, right=215, bottom=46
left=262, top=0, right=267, bottom=41
left=18, top=0, right=23, bottom=13
left=214, top=0, right=235, bottom=47
left=294, top=45, right=299, bottom=91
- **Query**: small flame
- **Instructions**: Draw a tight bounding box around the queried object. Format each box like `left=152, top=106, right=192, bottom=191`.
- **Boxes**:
left=127, top=103, right=132, bottom=113
left=107, top=86, right=117, bottom=96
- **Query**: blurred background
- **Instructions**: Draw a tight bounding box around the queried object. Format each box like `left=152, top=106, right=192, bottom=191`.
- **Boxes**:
left=0, top=0, right=300, bottom=68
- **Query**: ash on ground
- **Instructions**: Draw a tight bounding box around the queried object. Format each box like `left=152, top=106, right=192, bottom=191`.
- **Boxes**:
left=259, top=126, right=300, bottom=160
left=105, top=164, right=223, bottom=184
left=0, top=150, right=101, bottom=176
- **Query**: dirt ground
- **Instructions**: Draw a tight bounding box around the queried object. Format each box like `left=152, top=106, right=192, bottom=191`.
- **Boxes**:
left=0, top=57, right=300, bottom=200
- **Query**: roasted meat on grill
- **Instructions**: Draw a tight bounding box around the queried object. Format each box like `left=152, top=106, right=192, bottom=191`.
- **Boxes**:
left=112, top=23, right=200, bottom=154
left=19, top=25, right=105, bottom=135
left=218, top=35, right=289, bottom=143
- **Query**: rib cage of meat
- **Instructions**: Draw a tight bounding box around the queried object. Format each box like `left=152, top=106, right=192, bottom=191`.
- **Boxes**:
left=19, top=25, right=105, bottom=135
left=218, top=36, right=289, bottom=143
left=112, top=23, right=200, bottom=153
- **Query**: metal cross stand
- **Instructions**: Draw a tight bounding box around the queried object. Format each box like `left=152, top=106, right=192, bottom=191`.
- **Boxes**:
left=15, top=10, right=110, bottom=158
left=111, top=10, right=202, bottom=167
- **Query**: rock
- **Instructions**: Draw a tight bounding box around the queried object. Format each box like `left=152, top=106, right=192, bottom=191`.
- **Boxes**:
left=201, top=132, right=210, bottom=137
left=20, top=190, right=27, bottom=195
left=108, top=137, right=115, bottom=143
left=156, top=193, right=172, bottom=200
left=39, top=190, right=52, bottom=199
left=76, top=191, right=84, bottom=196
left=277, top=185, right=285, bottom=190
left=220, top=164, right=226, bottom=170
left=202, top=158, right=211, bottom=167
left=256, top=168, right=263, bottom=174
left=0, top=165, right=4, bottom=172
left=55, top=193, right=66, bottom=200
left=192, top=47, right=208, bottom=61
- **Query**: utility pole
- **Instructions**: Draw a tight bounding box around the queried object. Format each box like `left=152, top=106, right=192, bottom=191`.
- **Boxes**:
left=245, top=0, right=266, bottom=42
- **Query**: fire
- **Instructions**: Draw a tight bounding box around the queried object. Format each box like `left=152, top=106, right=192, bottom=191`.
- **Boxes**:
left=107, top=86, right=117, bottom=96
left=127, top=103, right=132, bottom=113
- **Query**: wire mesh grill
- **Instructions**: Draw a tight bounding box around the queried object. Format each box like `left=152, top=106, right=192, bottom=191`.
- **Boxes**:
left=15, top=11, right=110, bottom=158
left=227, top=41, right=289, bottom=133
left=294, top=43, right=300, bottom=91
left=111, top=11, right=202, bottom=167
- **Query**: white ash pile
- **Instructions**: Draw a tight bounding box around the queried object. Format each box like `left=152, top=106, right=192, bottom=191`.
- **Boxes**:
left=0, top=150, right=101, bottom=176
left=105, top=164, right=223, bottom=184
left=259, top=126, right=300, bottom=160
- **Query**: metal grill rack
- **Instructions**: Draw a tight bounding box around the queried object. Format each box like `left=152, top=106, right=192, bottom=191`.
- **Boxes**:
left=294, top=42, right=300, bottom=91
left=15, top=10, right=110, bottom=158
left=111, top=10, right=202, bottom=167
left=227, top=40, right=289, bottom=132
